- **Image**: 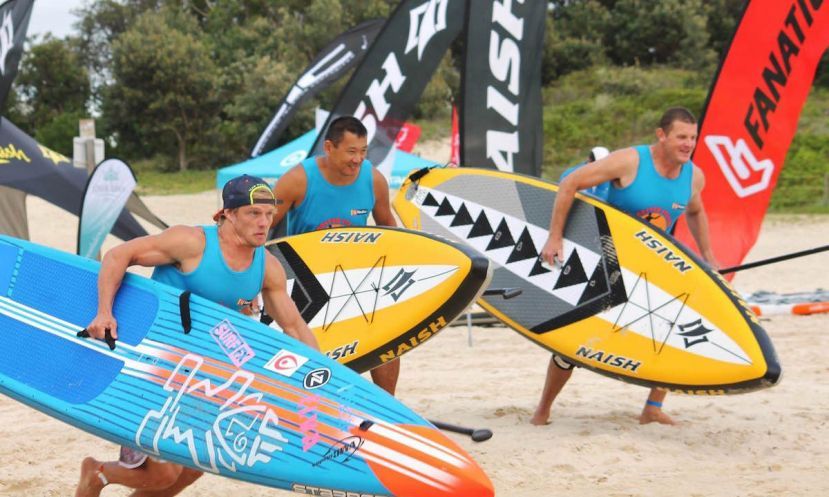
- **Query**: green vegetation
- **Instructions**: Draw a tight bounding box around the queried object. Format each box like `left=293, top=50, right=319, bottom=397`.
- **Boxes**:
left=5, top=0, right=827, bottom=212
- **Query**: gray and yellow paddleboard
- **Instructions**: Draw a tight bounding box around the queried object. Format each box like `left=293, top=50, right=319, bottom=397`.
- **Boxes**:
left=394, top=167, right=781, bottom=394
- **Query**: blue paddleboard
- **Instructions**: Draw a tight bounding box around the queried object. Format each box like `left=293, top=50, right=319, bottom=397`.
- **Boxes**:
left=0, top=235, right=493, bottom=497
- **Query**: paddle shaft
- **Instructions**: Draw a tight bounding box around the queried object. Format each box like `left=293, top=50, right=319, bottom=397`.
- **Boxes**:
left=719, top=244, right=829, bottom=275
left=429, top=419, right=493, bottom=442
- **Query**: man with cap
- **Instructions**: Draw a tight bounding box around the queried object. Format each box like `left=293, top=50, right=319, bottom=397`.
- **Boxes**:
left=75, top=174, right=319, bottom=497
left=269, top=116, right=401, bottom=396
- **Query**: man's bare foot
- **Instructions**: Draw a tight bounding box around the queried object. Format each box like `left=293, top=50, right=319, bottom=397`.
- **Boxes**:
left=75, top=457, right=107, bottom=497
left=529, top=411, right=551, bottom=426
left=639, top=408, right=677, bottom=425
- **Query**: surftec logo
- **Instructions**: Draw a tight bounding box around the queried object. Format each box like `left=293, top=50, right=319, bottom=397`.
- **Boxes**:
left=705, top=135, right=775, bottom=198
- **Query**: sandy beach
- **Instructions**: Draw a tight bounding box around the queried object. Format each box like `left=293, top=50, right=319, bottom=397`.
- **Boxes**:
left=1, top=188, right=827, bottom=497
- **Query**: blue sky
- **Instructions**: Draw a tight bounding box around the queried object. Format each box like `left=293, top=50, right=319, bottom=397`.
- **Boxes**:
left=27, top=0, right=84, bottom=39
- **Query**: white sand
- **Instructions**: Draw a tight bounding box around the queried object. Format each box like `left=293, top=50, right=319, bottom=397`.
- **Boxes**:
left=1, top=193, right=827, bottom=496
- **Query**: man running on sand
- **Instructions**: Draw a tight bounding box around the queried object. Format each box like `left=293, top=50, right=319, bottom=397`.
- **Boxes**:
left=531, top=107, right=718, bottom=427
left=76, top=175, right=319, bottom=497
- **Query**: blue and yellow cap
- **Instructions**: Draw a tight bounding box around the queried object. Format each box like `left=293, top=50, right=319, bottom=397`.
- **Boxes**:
left=213, top=174, right=275, bottom=221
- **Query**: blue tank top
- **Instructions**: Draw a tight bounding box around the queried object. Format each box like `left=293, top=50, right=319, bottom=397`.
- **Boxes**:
left=151, top=225, right=266, bottom=311
left=606, top=145, right=693, bottom=231
left=286, top=156, right=375, bottom=235
left=559, top=161, right=610, bottom=201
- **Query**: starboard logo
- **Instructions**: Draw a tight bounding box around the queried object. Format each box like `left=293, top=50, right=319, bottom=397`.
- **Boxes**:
left=485, top=0, right=527, bottom=172
left=291, top=484, right=383, bottom=497
left=406, top=0, right=448, bottom=60
left=0, top=11, right=15, bottom=75
left=705, top=135, right=775, bottom=198
left=313, top=436, right=364, bottom=467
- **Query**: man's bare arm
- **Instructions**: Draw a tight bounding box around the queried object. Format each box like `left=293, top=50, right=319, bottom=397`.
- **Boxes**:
left=371, top=169, right=398, bottom=227
left=685, top=167, right=718, bottom=267
left=88, top=226, right=204, bottom=339
left=261, top=254, right=320, bottom=350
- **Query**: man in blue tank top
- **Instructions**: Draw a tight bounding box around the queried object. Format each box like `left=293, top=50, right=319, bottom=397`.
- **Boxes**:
left=530, top=108, right=718, bottom=427
left=270, top=116, right=402, bottom=396
left=75, top=175, right=319, bottom=497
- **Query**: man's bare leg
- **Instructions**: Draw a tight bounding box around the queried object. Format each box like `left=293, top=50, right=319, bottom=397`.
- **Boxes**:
left=76, top=457, right=183, bottom=497
left=370, top=359, right=400, bottom=395
left=639, top=388, right=676, bottom=425
left=530, top=356, right=574, bottom=425
left=130, top=467, right=204, bottom=497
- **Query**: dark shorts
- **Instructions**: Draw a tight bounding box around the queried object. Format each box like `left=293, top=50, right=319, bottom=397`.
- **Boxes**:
left=552, top=354, right=576, bottom=371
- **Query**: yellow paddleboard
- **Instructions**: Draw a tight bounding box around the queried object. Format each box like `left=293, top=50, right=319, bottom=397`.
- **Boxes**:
left=266, top=226, right=491, bottom=372
left=394, top=167, right=781, bottom=394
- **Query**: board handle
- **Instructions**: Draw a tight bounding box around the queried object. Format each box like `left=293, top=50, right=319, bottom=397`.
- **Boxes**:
left=482, top=287, right=522, bottom=300
left=77, top=328, right=117, bottom=350
left=179, top=291, right=192, bottom=334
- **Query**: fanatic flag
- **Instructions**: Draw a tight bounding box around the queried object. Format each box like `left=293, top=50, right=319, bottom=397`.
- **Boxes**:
left=675, top=0, right=829, bottom=270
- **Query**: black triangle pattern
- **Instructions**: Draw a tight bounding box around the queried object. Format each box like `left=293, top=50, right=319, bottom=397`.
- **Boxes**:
left=577, top=262, right=609, bottom=305
left=423, top=192, right=439, bottom=207
left=553, top=250, right=588, bottom=289
left=451, top=203, right=474, bottom=227
left=529, top=258, right=552, bottom=276
left=468, top=211, right=494, bottom=238
left=435, top=197, right=456, bottom=217
left=486, top=218, right=516, bottom=251
left=506, top=227, right=539, bottom=263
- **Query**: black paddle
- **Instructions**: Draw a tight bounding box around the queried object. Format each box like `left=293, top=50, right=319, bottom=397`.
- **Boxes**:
left=719, top=244, right=829, bottom=274
left=429, top=419, right=493, bottom=442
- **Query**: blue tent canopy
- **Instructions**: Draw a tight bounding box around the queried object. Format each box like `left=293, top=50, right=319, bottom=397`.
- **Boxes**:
left=216, top=130, right=437, bottom=190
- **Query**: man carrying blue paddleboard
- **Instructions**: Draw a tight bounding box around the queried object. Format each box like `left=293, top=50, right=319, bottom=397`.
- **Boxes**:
left=76, top=174, right=319, bottom=497
left=270, top=116, right=403, bottom=395
left=532, top=107, right=718, bottom=426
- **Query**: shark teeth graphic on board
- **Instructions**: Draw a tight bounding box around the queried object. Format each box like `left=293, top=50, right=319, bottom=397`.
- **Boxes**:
left=419, top=187, right=603, bottom=306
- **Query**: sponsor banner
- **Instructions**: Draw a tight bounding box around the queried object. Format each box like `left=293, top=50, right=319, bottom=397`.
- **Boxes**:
left=77, top=158, right=137, bottom=259
left=311, top=0, right=466, bottom=180
left=460, top=0, right=545, bottom=175
left=675, top=0, right=829, bottom=269
left=450, top=104, right=460, bottom=165
left=394, top=122, right=421, bottom=152
left=0, top=0, right=33, bottom=110
left=251, top=19, right=384, bottom=157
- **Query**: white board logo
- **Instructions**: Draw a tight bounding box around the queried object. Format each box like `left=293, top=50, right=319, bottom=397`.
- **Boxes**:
left=0, top=11, right=15, bottom=75
left=264, top=349, right=308, bottom=376
left=279, top=149, right=307, bottom=168
left=705, top=135, right=775, bottom=198
left=303, top=368, right=331, bottom=389
left=406, top=0, right=449, bottom=60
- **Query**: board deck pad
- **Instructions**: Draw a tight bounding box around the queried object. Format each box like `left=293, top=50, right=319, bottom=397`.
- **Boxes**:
left=267, top=227, right=491, bottom=372
left=0, top=235, right=493, bottom=496
left=394, top=167, right=781, bottom=394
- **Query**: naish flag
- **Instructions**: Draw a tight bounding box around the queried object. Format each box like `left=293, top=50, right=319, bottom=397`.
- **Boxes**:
left=0, top=0, right=33, bottom=110
left=77, top=158, right=137, bottom=259
left=311, top=0, right=465, bottom=180
left=460, top=0, right=545, bottom=176
left=675, top=0, right=829, bottom=270
left=250, top=19, right=384, bottom=157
